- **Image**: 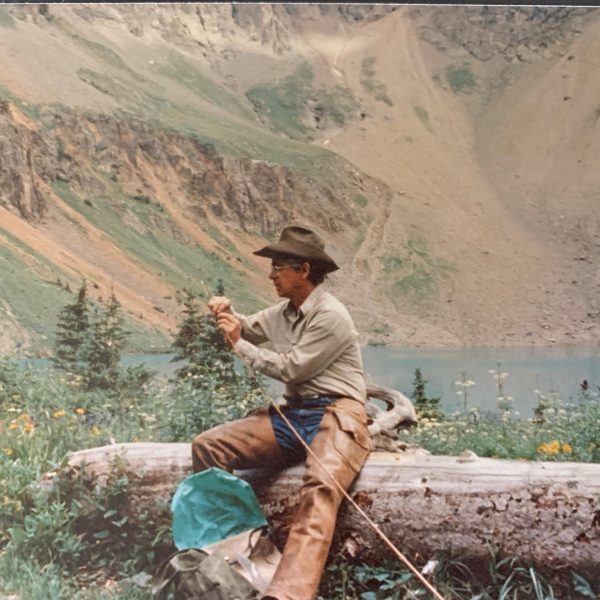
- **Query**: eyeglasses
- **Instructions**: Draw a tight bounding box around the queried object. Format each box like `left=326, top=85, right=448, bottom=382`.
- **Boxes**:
left=270, top=263, right=302, bottom=275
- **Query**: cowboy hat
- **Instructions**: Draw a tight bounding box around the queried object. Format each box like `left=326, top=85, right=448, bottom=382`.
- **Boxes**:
left=253, top=225, right=339, bottom=273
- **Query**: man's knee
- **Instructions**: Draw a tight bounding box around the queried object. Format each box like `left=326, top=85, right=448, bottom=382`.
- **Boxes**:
left=191, top=429, right=227, bottom=472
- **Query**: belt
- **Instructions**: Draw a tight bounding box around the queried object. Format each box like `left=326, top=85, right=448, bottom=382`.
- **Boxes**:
left=283, top=394, right=343, bottom=409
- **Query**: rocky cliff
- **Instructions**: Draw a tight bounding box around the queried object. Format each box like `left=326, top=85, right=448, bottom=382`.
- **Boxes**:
left=0, top=3, right=599, bottom=354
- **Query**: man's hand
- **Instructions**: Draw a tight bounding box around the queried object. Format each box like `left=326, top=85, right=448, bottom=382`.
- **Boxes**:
left=216, top=312, right=241, bottom=348
left=208, top=296, right=232, bottom=316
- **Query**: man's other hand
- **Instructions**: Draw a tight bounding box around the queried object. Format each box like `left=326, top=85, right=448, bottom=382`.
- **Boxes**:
left=208, top=296, right=232, bottom=316
left=216, top=312, right=241, bottom=348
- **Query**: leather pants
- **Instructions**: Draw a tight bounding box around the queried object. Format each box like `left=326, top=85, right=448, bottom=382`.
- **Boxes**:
left=191, top=398, right=372, bottom=600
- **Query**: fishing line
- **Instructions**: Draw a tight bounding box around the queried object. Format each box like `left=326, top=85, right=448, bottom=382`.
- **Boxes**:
left=268, top=400, right=445, bottom=600
left=211, top=303, right=444, bottom=598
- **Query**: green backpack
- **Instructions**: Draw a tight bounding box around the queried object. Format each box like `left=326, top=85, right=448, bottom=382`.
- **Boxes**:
left=151, top=547, right=259, bottom=600
left=152, top=468, right=280, bottom=599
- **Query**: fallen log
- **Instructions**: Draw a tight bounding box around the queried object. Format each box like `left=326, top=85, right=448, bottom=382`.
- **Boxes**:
left=63, top=442, right=600, bottom=585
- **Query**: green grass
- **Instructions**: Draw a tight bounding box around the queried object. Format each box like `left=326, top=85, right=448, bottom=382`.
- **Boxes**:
left=246, top=62, right=358, bottom=141
left=1, top=359, right=597, bottom=599
left=382, top=232, right=455, bottom=305
left=0, top=84, right=40, bottom=121
left=446, top=62, right=477, bottom=94
left=58, top=19, right=145, bottom=83
left=0, top=7, right=15, bottom=27
left=52, top=180, right=263, bottom=315
left=77, top=68, right=131, bottom=100
left=0, top=228, right=72, bottom=280
left=414, top=105, right=432, bottom=131
left=121, top=87, right=335, bottom=176
left=0, top=230, right=168, bottom=354
left=246, top=62, right=315, bottom=140
left=0, top=552, right=151, bottom=599
left=74, top=64, right=339, bottom=177
left=382, top=255, right=404, bottom=272
left=206, top=226, right=257, bottom=271
left=0, top=242, right=76, bottom=354
left=353, top=193, right=368, bottom=208
left=160, top=53, right=254, bottom=122
left=360, top=56, right=393, bottom=106
left=393, top=265, right=436, bottom=298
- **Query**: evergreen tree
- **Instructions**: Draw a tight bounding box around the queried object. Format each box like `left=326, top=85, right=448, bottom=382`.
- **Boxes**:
left=83, top=291, right=127, bottom=390
left=168, top=281, right=268, bottom=439
left=53, top=281, right=90, bottom=374
left=53, top=283, right=151, bottom=392
left=411, top=367, right=441, bottom=418
left=171, top=282, right=235, bottom=385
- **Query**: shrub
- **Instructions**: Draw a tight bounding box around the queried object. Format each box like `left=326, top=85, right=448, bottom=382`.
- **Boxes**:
left=446, top=63, right=476, bottom=94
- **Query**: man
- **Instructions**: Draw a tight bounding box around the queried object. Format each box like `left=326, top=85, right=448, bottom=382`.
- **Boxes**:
left=192, top=225, right=371, bottom=600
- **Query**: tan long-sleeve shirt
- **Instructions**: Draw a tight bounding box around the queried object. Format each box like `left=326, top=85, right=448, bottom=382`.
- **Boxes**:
left=233, top=286, right=366, bottom=403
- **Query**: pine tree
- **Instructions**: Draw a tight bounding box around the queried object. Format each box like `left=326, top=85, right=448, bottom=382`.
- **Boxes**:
left=53, top=281, right=90, bottom=374
left=171, top=282, right=235, bottom=385
left=168, top=281, right=268, bottom=438
left=411, top=368, right=441, bottom=418
left=82, top=291, right=127, bottom=390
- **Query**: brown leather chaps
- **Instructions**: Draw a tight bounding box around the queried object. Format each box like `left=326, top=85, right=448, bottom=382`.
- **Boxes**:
left=191, top=398, right=371, bottom=600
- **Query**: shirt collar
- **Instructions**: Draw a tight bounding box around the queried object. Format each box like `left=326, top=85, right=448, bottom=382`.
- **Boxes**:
left=283, top=285, right=323, bottom=322
left=298, top=284, right=324, bottom=316
left=283, top=285, right=324, bottom=321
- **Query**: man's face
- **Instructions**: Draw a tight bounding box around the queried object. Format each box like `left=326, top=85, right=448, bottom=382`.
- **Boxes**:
left=269, top=260, right=306, bottom=298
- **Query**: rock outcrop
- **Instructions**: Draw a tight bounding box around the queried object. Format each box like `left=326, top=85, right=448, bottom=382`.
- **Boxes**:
left=0, top=103, right=365, bottom=236
left=417, top=6, right=594, bottom=63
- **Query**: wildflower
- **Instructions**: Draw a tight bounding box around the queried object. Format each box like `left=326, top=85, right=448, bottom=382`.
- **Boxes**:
left=75, top=407, right=86, bottom=415
left=421, top=559, right=438, bottom=575
left=52, top=410, right=66, bottom=418
left=3, top=447, right=13, bottom=456
left=18, top=414, right=31, bottom=421
left=23, top=422, right=34, bottom=434
left=91, top=426, right=101, bottom=436
left=9, top=421, right=18, bottom=430
left=562, top=443, right=573, bottom=454
left=537, top=440, right=560, bottom=455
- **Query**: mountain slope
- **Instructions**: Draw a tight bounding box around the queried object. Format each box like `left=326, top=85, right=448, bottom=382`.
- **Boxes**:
left=0, top=4, right=598, bottom=354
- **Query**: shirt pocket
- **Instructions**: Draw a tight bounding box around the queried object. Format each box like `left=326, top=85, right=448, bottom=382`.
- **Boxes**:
left=330, top=408, right=372, bottom=472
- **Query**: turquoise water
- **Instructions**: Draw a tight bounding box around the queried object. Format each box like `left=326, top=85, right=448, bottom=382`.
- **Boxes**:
left=19, top=346, right=600, bottom=417
left=361, top=345, right=600, bottom=416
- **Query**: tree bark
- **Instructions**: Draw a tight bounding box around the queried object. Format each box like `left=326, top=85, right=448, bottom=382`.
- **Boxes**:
left=65, top=442, right=600, bottom=584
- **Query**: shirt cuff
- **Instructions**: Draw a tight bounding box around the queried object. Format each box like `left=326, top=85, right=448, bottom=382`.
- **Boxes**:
left=232, top=337, right=256, bottom=362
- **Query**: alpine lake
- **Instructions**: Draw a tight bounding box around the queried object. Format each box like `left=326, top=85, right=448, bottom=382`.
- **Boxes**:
left=110, top=345, right=600, bottom=419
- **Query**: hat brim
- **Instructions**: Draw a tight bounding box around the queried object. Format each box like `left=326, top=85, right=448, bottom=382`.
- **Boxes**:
left=254, top=241, right=339, bottom=273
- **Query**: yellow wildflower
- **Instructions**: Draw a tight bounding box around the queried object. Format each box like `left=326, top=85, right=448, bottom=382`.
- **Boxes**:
left=18, top=414, right=31, bottom=421
left=537, top=440, right=560, bottom=455
left=9, top=421, right=18, bottom=430
left=91, top=426, right=101, bottom=437
left=23, top=422, right=34, bottom=434
left=52, top=410, right=66, bottom=418
left=75, top=407, right=86, bottom=415
left=3, top=448, right=13, bottom=457
left=561, top=443, right=573, bottom=454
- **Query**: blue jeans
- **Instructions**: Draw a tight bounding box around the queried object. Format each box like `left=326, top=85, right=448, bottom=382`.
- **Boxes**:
left=270, top=396, right=336, bottom=460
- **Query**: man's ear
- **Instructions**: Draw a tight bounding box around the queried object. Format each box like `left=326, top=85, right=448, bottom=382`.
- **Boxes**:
left=302, top=262, right=311, bottom=279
